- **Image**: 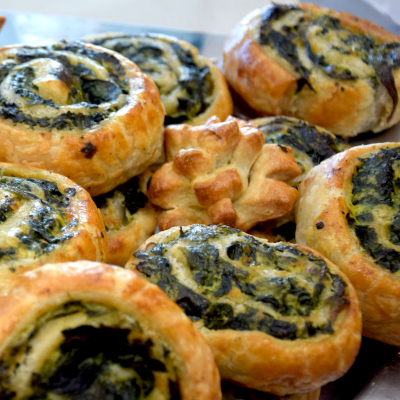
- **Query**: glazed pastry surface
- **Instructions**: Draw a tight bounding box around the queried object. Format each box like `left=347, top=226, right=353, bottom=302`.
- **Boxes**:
left=0, top=261, right=221, bottom=399
left=94, top=172, right=158, bottom=266
left=0, top=162, right=107, bottom=281
left=148, top=116, right=301, bottom=232
left=86, top=32, right=233, bottom=125
left=223, top=3, right=400, bottom=137
left=0, top=41, right=164, bottom=196
left=296, top=142, right=400, bottom=346
left=127, top=224, right=361, bottom=395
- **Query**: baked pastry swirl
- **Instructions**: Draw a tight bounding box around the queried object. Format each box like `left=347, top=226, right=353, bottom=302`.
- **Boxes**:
left=296, top=143, right=400, bottom=347
left=0, top=261, right=221, bottom=399
left=93, top=172, right=158, bottom=266
left=147, top=116, right=301, bottom=231
left=0, top=41, right=164, bottom=196
left=223, top=3, right=400, bottom=137
left=0, top=162, right=107, bottom=282
left=86, top=32, right=233, bottom=125
left=127, top=224, right=361, bottom=395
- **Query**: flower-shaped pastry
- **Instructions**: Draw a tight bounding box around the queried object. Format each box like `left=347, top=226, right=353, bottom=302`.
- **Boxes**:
left=147, top=116, right=301, bottom=232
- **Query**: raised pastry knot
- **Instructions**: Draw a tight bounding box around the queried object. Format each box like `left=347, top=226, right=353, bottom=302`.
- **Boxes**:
left=147, top=116, right=301, bottom=231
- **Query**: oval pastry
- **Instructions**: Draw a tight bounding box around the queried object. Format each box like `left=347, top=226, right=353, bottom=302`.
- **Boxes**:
left=0, top=41, right=164, bottom=196
left=86, top=32, right=233, bottom=125
left=223, top=3, right=400, bottom=137
left=127, top=224, right=361, bottom=395
left=0, top=162, right=107, bottom=282
left=0, top=261, right=221, bottom=400
left=296, top=142, right=400, bottom=347
left=93, top=171, right=158, bottom=266
left=147, top=116, right=301, bottom=232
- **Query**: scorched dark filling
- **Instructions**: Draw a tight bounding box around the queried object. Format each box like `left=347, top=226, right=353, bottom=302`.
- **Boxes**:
left=258, top=4, right=400, bottom=120
left=0, top=41, right=129, bottom=130
left=0, top=302, right=181, bottom=400
left=347, top=147, right=400, bottom=274
left=133, top=225, right=350, bottom=340
left=89, top=34, right=212, bottom=125
left=0, top=176, right=77, bottom=264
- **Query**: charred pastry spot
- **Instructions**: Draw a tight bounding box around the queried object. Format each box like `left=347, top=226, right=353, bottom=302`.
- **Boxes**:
left=316, top=221, right=325, bottom=229
left=278, top=144, right=288, bottom=152
left=81, top=142, right=97, bottom=159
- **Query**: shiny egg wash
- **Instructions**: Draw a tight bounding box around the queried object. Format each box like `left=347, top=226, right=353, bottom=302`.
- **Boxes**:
left=346, top=146, right=400, bottom=274
left=256, top=4, right=400, bottom=120
left=0, top=302, right=181, bottom=400
left=93, top=176, right=148, bottom=233
left=0, top=176, right=77, bottom=266
left=133, top=225, right=351, bottom=340
left=0, top=42, right=129, bottom=131
left=89, top=34, right=213, bottom=124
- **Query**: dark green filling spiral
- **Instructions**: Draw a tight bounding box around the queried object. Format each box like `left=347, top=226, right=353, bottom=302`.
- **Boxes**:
left=259, top=4, right=400, bottom=118
left=348, top=147, right=400, bottom=273
left=134, top=225, right=349, bottom=340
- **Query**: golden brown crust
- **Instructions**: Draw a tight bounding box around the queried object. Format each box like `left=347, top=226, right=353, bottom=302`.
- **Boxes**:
left=84, top=32, right=233, bottom=126
left=0, top=162, right=107, bottom=283
left=223, top=3, right=400, bottom=137
left=148, top=116, right=301, bottom=231
left=296, top=143, right=400, bottom=346
left=0, top=261, right=221, bottom=400
left=127, top=225, right=362, bottom=396
left=0, top=42, right=164, bottom=196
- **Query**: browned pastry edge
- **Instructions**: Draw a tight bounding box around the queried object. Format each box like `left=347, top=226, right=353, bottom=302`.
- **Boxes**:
left=296, top=142, right=400, bottom=347
left=222, top=2, right=400, bottom=137
left=0, top=261, right=222, bottom=400
left=0, top=162, right=108, bottom=283
left=0, top=42, right=165, bottom=196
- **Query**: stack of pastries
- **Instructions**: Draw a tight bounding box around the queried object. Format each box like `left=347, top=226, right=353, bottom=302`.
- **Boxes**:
left=0, top=1, right=399, bottom=398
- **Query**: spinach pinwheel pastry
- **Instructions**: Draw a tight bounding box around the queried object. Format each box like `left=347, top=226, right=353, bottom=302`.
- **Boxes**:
left=296, top=143, right=400, bottom=347
left=85, top=32, right=233, bottom=125
left=0, top=261, right=221, bottom=400
left=126, top=224, right=361, bottom=396
left=0, top=162, right=107, bottom=282
left=94, top=171, right=158, bottom=266
left=223, top=3, right=400, bottom=137
left=0, top=41, right=164, bottom=196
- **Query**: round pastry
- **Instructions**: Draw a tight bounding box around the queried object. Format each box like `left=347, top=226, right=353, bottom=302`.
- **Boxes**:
left=93, top=171, right=158, bottom=266
left=0, top=40, right=164, bottom=196
left=222, top=382, right=320, bottom=400
left=223, top=3, right=400, bottom=137
left=296, top=142, right=400, bottom=347
left=0, top=261, right=221, bottom=400
left=85, top=32, right=233, bottom=125
left=0, top=162, right=107, bottom=282
left=147, top=116, right=301, bottom=232
left=126, top=224, right=362, bottom=395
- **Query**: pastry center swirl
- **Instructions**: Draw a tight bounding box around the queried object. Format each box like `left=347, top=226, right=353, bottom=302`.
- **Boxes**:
left=348, top=147, right=400, bottom=274
left=258, top=4, right=400, bottom=118
left=135, top=225, right=350, bottom=340
left=0, top=42, right=129, bottom=131
left=0, top=176, right=77, bottom=263
left=0, top=302, right=181, bottom=400
left=90, top=34, right=212, bottom=125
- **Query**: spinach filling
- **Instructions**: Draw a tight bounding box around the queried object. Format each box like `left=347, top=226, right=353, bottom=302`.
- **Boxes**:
left=0, top=302, right=181, bottom=400
left=0, top=42, right=129, bottom=130
left=259, top=4, right=400, bottom=119
left=89, top=34, right=212, bottom=124
left=348, top=147, right=400, bottom=273
left=256, top=116, right=348, bottom=174
left=134, top=225, right=349, bottom=340
left=94, top=176, right=148, bottom=232
left=0, top=176, right=77, bottom=262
